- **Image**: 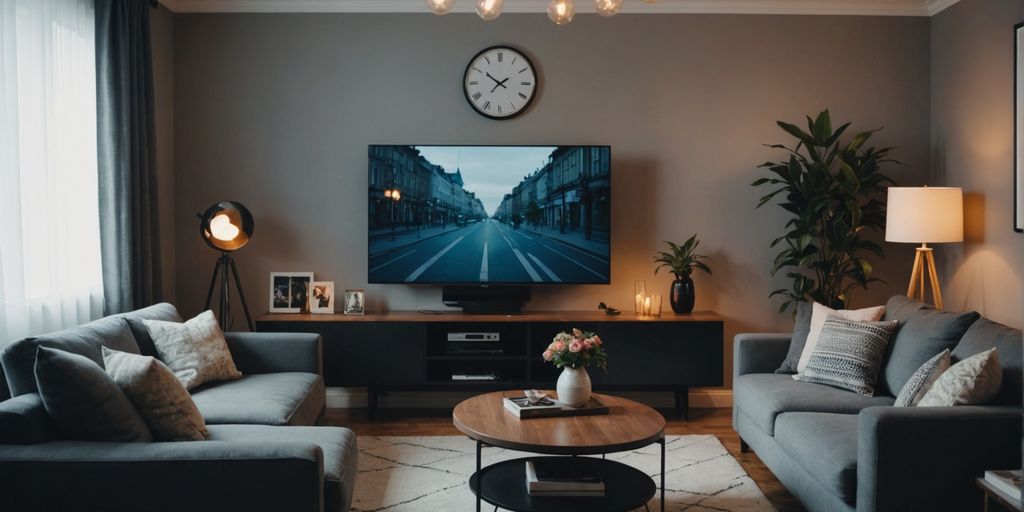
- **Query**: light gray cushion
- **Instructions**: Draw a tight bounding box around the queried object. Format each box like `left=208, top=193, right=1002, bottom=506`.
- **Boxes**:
left=34, top=347, right=152, bottom=442
left=879, top=295, right=980, bottom=396
left=122, top=303, right=184, bottom=357
left=733, top=373, right=895, bottom=435
left=796, top=315, right=898, bottom=396
left=206, top=424, right=358, bottom=512
left=144, top=311, right=242, bottom=390
left=953, top=318, right=1022, bottom=406
left=0, top=393, right=57, bottom=444
left=918, top=348, right=1003, bottom=407
left=103, top=347, right=209, bottom=441
left=191, top=372, right=325, bottom=426
left=1, top=315, right=139, bottom=397
left=894, top=349, right=951, bottom=407
left=776, top=301, right=811, bottom=374
left=775, top=412, right=859, bottom=506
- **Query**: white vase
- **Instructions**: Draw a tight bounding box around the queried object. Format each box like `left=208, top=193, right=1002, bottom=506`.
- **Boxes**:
left=556, top=366, right=592, bottom=408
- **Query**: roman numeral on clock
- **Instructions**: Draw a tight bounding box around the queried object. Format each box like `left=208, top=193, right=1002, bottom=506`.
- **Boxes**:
left=483, top=101, right=491, bottom=110
left=497, top=52, right=503, bottom=62
left=518, top=92, right=528, bottom=100
left=472, top=92, right=482, bottom=101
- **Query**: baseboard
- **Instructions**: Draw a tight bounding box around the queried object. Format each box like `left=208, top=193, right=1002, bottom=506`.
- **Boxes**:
left=326, top=387, right=732, bottom=409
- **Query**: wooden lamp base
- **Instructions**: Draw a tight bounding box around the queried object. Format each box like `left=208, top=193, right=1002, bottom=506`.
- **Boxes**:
left=907, top=244, right=943, bottom=309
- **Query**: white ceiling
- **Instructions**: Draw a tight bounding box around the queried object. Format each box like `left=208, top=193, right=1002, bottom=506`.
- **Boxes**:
left=162, top=0, right=960, bottom=17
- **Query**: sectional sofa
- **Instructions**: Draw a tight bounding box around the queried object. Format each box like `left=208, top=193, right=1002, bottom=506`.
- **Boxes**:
left=733, top=295, right=1022, bottom=512
left=0, top=303, right=357, bottom=512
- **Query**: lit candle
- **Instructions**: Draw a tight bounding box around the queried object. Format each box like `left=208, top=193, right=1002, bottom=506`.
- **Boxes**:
left=635, top=293, right=644, bottom=314
left=643, top=296, right=651, bottom=316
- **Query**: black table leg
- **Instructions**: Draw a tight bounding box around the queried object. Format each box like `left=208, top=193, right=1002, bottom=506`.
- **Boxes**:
left=659, top=437, right=666, bottom=512
left=675, top=387, right=689, bottom=421
left=476, top=440, right=482, bottom=512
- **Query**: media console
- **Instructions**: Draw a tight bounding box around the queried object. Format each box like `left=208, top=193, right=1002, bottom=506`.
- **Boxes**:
left=255, top=310, right=724, bottom=419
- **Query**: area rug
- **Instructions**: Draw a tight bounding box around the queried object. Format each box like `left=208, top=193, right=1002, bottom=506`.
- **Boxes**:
left=352, top=435, right=776, bottom=512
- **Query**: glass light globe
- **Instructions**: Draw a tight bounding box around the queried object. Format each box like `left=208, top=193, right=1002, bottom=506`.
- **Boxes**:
left=594, top=0, right=623, bottom=17
left=475, top=0, right=503, bottom=20
left=548, top=0, right=575, bottom=25
left=426, top=0, right=455, bottom=15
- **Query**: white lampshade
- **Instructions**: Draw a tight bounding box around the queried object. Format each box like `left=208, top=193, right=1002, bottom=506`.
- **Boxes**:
left=885, top=187, right=964, bottom=244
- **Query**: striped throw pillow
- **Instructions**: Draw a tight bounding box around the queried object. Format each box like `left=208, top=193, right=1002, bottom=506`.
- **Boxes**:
left=796, top=314, right=899, bottom=396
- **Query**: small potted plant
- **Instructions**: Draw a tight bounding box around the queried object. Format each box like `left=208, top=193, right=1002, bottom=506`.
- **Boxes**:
left=542, top=329, right=608, bottom=407
left=654, top=235, right=712, bottom=314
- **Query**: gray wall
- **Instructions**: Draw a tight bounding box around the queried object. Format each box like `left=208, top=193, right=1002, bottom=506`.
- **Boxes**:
left=932, top=0, right=1024, bottom=329
left=168, top=13, right=931, bottom=385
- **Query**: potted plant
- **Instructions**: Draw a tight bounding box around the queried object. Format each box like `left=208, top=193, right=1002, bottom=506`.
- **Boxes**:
left=753, top=109, right=897, bottom=312
left=654, top=235, right=712, bottom=314
left=542, top=329, right=608, bottom=407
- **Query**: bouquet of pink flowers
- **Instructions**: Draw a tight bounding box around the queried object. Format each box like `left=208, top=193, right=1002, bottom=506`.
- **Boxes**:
left=542, top=328, right=608, bottom=371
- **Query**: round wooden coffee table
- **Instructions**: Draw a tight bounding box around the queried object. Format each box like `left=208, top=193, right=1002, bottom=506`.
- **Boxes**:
left=453, top=391, right=666, bottom=512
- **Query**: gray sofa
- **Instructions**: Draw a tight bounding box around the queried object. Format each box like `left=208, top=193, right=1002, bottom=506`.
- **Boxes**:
left=734, top=295, right=1022, bottom=512
left=0, top=303, right=357, bottom=512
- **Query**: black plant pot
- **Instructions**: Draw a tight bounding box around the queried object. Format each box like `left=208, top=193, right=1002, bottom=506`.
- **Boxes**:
left=670, top=277, right=695, bottom=314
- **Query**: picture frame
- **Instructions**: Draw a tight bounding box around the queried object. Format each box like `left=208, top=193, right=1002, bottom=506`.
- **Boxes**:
left=343, top=289, right=365, bottom=315
left=1016, top=22, right=1024, bottom=232
left=269, top=272, right=314, bottom=313
left=310, top=281, right=335, bottom=314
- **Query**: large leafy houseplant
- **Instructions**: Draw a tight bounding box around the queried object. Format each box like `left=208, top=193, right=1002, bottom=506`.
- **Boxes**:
left=753, top=110, right=899, bottom=313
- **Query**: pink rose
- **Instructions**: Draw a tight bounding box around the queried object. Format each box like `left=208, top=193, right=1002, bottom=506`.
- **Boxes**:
left=542, top=350, right=554, bottom=361
left=583, top=339, right=594, bottom=349
left=569, top=340, right=582, bottom=353
left=572, top=328, right=584, bottom=339
left=592, top=335, right=602, bottom=346
left=553, top=341, right=565, bottom=352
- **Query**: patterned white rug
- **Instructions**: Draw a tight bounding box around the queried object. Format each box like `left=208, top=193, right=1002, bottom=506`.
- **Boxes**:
left=352, top=435, right=776, bottom=512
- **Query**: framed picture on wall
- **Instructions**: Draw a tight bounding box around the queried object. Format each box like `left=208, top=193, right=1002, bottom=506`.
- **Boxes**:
left=269, top=272, right=314, bottom=313
left=310, top=281, right=335, bottom=314
left=1016, top=22, right=1024, bottom=232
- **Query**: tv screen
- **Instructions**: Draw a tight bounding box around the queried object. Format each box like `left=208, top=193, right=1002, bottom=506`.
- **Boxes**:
left=368, top=145, right=610, bottom=285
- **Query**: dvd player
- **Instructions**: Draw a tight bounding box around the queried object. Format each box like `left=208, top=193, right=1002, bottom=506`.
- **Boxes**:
left=446, top=332, right=503, bottom=354
left=446, top=332, right=500, bottom=342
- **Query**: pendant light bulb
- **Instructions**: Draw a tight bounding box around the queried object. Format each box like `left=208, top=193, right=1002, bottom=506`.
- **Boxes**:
left=547, top=0, right=575, bottom=25
left=426, top=0, right=455, bottom=15
left=594, top=0, right=622, bottom=16
left=475, top=0, right=503, bottom=20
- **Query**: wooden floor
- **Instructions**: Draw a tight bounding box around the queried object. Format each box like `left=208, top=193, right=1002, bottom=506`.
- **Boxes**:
left=324, top=407, right=805, bottom=512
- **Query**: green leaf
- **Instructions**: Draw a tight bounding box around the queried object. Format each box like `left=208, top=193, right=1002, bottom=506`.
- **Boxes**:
left=812, top=109, right=832, bottom=144
left=777, top=121, right=816, bottom=147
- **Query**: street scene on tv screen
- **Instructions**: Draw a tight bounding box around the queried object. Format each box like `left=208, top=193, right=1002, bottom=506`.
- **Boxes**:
left=368, top=145, right=611, bottom=284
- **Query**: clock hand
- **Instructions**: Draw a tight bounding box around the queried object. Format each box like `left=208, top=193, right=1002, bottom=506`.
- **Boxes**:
left=490, top=77, right=511, bottom=93
left=485, top=72, right=502, bottom=85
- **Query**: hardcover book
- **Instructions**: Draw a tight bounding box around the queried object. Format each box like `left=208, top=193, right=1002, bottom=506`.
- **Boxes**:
left=502, top=396, right=609, bottom=419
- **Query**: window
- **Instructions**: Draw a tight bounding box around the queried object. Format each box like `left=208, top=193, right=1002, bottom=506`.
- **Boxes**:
left=0, top=0, right=103, bottom=341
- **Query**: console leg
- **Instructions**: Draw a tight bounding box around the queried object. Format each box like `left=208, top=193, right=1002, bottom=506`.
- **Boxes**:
left=675, top=387, right=689, bottom=421
left=367, top=388, right=378, bottom=420
left=740, top=438, right=750, bottom=453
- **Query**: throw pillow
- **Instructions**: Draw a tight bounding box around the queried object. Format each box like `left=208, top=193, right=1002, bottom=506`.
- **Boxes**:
left=796, top=314, right=899, bottom=396
left=795, top=302, right=887, bottom=373
left=143, top=310, right=242, bottom=390
left=878, top=295, right=980, bottom=396
left=894, top=349, right=951, bottom=407
left=918, top=348, right=1003, bottom=407
left=103, top=347, right=209, bottom=441
left=33, top=346, right=152, bottom=442
left=0, top=393, right=58, bottom=444
left=775, top=301, right=812, bottom=374
left=952, top=318, right=1022, bottom=406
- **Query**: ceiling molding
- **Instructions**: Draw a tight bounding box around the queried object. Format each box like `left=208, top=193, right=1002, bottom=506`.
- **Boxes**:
left=166, top=0, right=960, bottom=16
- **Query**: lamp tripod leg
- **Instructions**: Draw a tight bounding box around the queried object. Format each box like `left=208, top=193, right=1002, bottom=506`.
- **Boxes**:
left=219, top=255, right=230, bottom=330
left=204, top=259, right=221, bottom=311
left=228, top=257, right=255, bottom=332
left=907, top=249, right=923, bottom=299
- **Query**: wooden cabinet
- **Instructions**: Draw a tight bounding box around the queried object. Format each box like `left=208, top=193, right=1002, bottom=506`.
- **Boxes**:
left=256, top=310, right=724, bottom=419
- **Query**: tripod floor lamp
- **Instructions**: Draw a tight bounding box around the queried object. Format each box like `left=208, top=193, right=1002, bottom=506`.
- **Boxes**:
left=885, top=187, right=963, bottom=310
left=199, top=201, right=255, bottom=331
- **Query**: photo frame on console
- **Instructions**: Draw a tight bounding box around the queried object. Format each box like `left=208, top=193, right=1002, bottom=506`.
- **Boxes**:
left=310, top=281, right=335, bottom=314
left=1016, top=22, right=1024, bottom=232
left=269, top=272, right=314, bottom=313
left=343, top=289, right=365, bottom=315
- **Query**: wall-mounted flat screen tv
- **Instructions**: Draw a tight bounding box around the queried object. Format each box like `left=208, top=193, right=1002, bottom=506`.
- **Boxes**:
left=368, top=145, right=611, bottom=285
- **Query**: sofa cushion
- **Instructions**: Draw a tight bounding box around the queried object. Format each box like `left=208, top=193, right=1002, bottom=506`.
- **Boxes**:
left=918, top=348, right=1003, bottom=407
left=879, top=295, right=980, bottom=396
left=796, top=315, right=898, bottom=396
left=0, top=393, right=57, bottom=444
left=734, top=373, right=894, bottom=435
left=776, top=301, right=812, bottom=374
left=191, top=372, right=325, bottom=426
left=1, top=315, right=139, bottom=397
left=206, top=424, right=358, bottom=512
left=775, top=412, right=859, bottom=506
left=894, top=349, right=951, bottom=407
left=34, top=347, right=152, bottom=442
left=122, top=303, right=184, bottom=357
left=952, top=318, right=1022, bottom=406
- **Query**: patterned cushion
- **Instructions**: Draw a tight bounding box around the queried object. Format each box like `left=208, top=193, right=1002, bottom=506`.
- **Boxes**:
left=143, top=310, right=242, bottom=390
left=796, top=302, right=886, bottom=373
left=894, top=349, right=951, bottom=407
left=796, top=315, right=899, bottom=396
left=918, top=348, right=1003, bottom=407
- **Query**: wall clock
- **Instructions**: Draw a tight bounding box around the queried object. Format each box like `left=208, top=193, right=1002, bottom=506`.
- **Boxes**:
left=463, top=46, right=537, bottom=120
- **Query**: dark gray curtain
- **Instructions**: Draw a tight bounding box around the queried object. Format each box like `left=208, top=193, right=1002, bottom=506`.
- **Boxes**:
left=95, top=0, right=162, bottom=315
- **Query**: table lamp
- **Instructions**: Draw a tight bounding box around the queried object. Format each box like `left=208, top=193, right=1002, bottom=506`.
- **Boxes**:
left=199, top=201, right=255, bottom=331
left=885, top=187, right=963, bottom=309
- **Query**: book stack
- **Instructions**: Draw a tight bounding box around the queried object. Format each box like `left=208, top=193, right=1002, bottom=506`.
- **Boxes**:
left=503, top=396, right=609, bottom=419
left=984, top=470, right=1022, bottom=501
left=525, top=458, right=605, bottom=497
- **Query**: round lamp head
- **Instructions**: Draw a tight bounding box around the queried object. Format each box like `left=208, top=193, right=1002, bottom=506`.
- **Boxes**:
left=199, top=201, right=254, bottom=252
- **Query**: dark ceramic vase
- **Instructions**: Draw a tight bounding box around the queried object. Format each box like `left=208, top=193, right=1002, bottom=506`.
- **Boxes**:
left=670, top=277, right=695, bottom=314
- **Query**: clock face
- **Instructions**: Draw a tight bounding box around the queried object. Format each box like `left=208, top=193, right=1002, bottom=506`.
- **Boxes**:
left=463, top=46, right=537, bottom=120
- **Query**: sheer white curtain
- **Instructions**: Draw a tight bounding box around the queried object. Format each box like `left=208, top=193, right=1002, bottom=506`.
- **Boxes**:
left=0, top=0, right=104, bottom=343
